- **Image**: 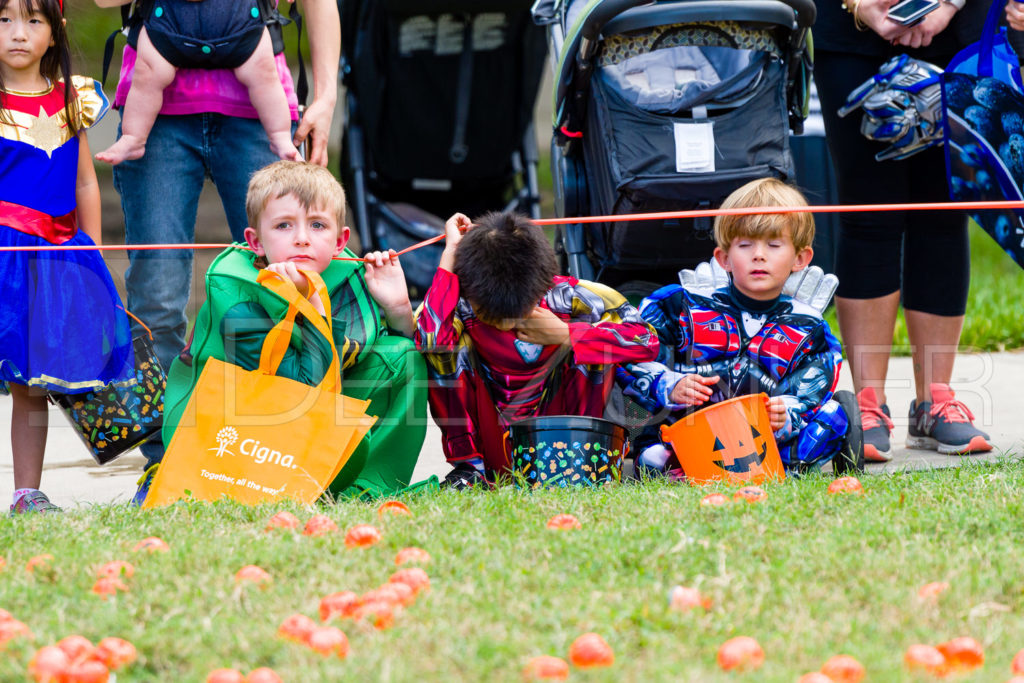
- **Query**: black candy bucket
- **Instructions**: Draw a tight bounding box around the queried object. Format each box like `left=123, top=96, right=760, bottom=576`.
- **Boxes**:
left=51, top=311, right=166, bottom=465
left=508, top=415, right=628, bottom=489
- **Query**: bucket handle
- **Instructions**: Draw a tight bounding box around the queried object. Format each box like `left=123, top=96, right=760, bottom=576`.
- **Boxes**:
left=117, top=306, right=154, bottom=341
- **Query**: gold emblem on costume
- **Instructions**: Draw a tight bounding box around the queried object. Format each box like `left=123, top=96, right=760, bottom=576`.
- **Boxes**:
left=24, top=106, right=66, bottom=157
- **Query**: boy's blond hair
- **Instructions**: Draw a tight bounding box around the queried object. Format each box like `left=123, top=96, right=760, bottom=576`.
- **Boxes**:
left=713, top=178, right=814, bottom=252
left=246, top=161, right=346, bottom=233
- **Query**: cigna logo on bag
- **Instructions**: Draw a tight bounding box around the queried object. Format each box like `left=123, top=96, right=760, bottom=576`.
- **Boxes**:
left=208, top=427, right=299, bottom=469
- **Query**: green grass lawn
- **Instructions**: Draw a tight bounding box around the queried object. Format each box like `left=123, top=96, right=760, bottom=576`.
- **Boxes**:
left=3, top=463, right=1024, bottom=681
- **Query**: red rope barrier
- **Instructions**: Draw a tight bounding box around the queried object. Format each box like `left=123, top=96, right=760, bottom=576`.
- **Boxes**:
left=2, top=199, right=1020, bottom=254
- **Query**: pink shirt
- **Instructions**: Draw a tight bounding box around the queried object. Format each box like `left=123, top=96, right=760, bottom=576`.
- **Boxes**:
left=113, top=46, right=300, bottom=121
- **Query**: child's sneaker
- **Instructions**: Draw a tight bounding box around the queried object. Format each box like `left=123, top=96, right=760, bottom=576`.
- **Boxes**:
left=441, top=463, right=489, bottom=491
left=907, top=383, right=993, bottom=455
left=857, top=387, right=894, bottom=462
left=10, top=490, right=61, bottom=515
left=131, top=463, right=159, bottom=507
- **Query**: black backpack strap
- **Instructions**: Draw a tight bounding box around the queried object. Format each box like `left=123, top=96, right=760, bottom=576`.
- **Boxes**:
left=101, top=3, right=136, bottom=86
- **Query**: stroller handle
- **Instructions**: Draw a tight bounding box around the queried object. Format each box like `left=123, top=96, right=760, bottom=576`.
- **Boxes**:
left=604, top=0, right=815, bottom=35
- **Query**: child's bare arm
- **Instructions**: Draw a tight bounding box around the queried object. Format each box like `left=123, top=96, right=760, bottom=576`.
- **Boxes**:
left=94, top=0, right=132, bottom=7
left=669, top=373, right=718, bottom=407
left=364, top=250, right=414, bottom=336
left=514, top=307, right=570, bottom=347
left=76, top=135, right=102, bottom=244
left=438, top=213, right=471, bottom=273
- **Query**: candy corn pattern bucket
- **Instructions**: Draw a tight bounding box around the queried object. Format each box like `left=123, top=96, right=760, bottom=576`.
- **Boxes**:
left=509, top=415, right=627, bottom=488
left=660, top=394, right=785, bottom=485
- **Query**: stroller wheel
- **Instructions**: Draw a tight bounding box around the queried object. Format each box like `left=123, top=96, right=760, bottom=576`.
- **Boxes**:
left=832, top=390, right=865, bottom=474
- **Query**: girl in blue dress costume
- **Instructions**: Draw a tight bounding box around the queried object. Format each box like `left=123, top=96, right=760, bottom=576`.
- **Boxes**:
left=0, top=0, right=134, bottom=513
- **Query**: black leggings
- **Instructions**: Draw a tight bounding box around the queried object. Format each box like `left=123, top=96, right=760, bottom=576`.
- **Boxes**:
left=814, top=50, right=970, bottom=316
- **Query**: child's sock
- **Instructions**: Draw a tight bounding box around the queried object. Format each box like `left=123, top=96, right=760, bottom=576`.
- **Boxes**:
left=13, top=488, right=37, bottom=506
left=463, top=455, right=485, bottom=473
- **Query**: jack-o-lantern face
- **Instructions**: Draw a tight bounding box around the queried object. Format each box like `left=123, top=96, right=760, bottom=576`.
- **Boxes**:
left=711, top=425, right=768, bottom=474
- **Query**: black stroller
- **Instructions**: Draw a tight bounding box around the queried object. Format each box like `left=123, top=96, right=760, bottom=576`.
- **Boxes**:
left=532, top=0, right=815, bottom=292
left=340, top=0, right=548, bottom=298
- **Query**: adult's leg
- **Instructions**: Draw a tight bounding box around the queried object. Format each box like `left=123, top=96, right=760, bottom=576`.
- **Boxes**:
left=330, top=337, right=427, bottom=497
left=205, top=115, right=285, bottom=242
left=96, top=28, right=177, bottom=165
left=114, top=114, right=207, bottom=467
left=10, top=384, right=47, bottom=490
left=234, top=31, right=301, bottom=161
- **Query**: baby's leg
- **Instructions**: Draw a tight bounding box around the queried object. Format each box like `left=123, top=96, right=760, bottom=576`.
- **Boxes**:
left=234, top=31, right=301, bottom=161
left=10, top=384, right=48, bottom=490
left=96, top=27, right=177, bottom=165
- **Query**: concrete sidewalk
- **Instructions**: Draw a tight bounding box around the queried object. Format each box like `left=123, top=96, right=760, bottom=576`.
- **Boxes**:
left=0, top=350, right=1020, bottom=509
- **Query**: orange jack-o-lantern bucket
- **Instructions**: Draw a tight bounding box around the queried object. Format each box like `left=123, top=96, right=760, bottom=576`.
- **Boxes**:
left=660, top=393, right=785, bottom=485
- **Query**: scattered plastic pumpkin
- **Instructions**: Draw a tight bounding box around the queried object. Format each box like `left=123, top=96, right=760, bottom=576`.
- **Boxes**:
left=0, top=619, right=31, bottom=645
left=0, top=557, right=6, bottom=571
left=264, top=511, right=300, bottom=532
left=344, top=524, right=381, bottom=548
left=827, top=477, right=864, bottom=495
left=385, top=581, right=415, bottom=607
left=917, top=581, right=950, bottom=601
left=390, top=568, right=430, bottom=595
left=244, top=667, right=283, bottom=683
left=362, top=585, right=405, bottom=608
left=936, top=637, right=984, bottom=671
left=1013, top=648, right=1024, bottom=674
left=395, top=547, right=431, bottom=566
left=377, top=501, right=411, bottom=517
left=903, top=644, right=946, bottom=675
left=320, top=591, right=361, bottom=622
left=234, top=565, right=272, bottom=587
left=0, top=608, right=12, bottom=622
left=96, top=561, right=135, bottom=580
left=133, top=537, right=169, bottom=553
left=700, top=492, right=731, bottom=507
left=821, top=654, right=866, bottom=682
left=26, top=554, right=54, bottom=573
left=523, top=655, right=570, bottom=680
left=56, top=635, right=95, bottom=662
left=716, top=636, right=764, bottom=672
left=668, top=585, right=712, bottom=612
left=306, top=626, right=349, bottom=658
left=63, top=659, right=110, bottom=683
left=302, top=514, right=338, bottom=537
left=734, top=486, right=766, bottom=503
left=354, top=600, right=395, bottom=630
left=1008, top=677, right=1024, bottom=683
left=546, top=514, right=582, bottom=530
left=92, top=577, right=129, bottom=599
left=206, top=669, right=245, bottom=683
left=29, top=645, right=70, bottom=683
left=568, top=633, right=614, bottom=669
left=797, top=673, right=834, bottom=683
left=94, top=637, right=137, bottom=671
left=278, top=614, right=317, bottom=642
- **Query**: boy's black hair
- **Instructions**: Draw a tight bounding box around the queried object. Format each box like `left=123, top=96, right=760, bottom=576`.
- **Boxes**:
left=454, top=211, right=558, bottom=323
left=0, top=0, right=77, bottom=136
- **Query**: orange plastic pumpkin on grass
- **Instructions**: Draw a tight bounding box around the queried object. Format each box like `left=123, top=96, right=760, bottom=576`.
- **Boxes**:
left=264, top=511, right=300, bottom=532
left=206, top=669, right=245, bottom=683
left=306, top=626, right=349, bottom=658
left=56, top=635, right=96, bottom=662
left=355, top=600, right=396, bottom=630
left=668, top=585, right=712, bottom=612
left=94, top=637, right=137, bottom=670
left=63, top=659, right=109, bottom=683
left=320, top=591, right=361, bottom=622
left=1013, top=648, right=1024, bottom=674
left=700, top=492, right=731, bottom=507
left=362, top=584, right=406, bottom=608
left=390, top=568, right=430, bottom=595
left=568, top=633, right=614, bottom=669
left=734, top=486, right=766, bottom=503
left=29, top=645, right=70, bottom=683
left=385, top=581, right=416, bottom=607
left=26, top=554, right=54, bottom=573
left=0, top=618, right=31, bottom=645
left=395, top=547, right=431, bottom=566
left=344, top=524, right=381, bottom=548
left=244, top=667, right=283, bottom=683
left=133, top=537, right=169, bottom=553
left=546, top=514, right=582, bottom=530
left=303, top=514, right=338, bottom=537
left=797, top=673, right=833, bottom=683
left=820, top=654, right=865, bottom=682
left=0, top=557, right=6, bottom=571
left=377, top=501, right=411, bottom=517
left=92, top=577, right=129, bottom=599
left=234, top=565, right=272, bottom=587
left=0, top=608, right=12, bottom=622
left=827, top=477, right=864, bottom=495
left=903, top=644, right=946, bottom=675
left=716, top=636, right=764, bottom=671
left=96, top=561, right=134, bottom=580
left=936, top=637, right=984, bottom=671
left=523, top=655, right=570, bottom=680
left=917, top=581, right=950, bottom=601
left=278, top=614, right=317, bottom=642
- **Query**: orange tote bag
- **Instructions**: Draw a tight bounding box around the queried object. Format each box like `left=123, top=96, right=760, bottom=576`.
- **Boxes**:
left=143, top=271, right=376, bottom=508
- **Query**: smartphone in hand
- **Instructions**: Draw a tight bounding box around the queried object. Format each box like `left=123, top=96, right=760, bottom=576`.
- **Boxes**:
left=887, top=0, right=940, bottom=25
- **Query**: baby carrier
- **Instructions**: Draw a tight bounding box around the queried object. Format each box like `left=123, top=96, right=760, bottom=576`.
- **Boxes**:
left=340, top=0, right=548, bottom=299
left=533, top=0, right=814, bottom=291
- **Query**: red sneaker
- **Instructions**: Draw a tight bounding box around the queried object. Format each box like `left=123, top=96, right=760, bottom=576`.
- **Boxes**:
left=907, top=384, right=993, bottom=455
left=857, top=387, right=894, bottom=462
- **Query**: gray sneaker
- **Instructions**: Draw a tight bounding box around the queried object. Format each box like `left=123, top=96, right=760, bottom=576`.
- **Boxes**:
left=10, top=490, right=62, bottom=515
left=907, top=383, right=993, bottom=455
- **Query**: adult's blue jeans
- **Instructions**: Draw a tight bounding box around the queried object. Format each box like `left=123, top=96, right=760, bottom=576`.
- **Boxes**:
left=112, top=112, right=281, bottom=467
